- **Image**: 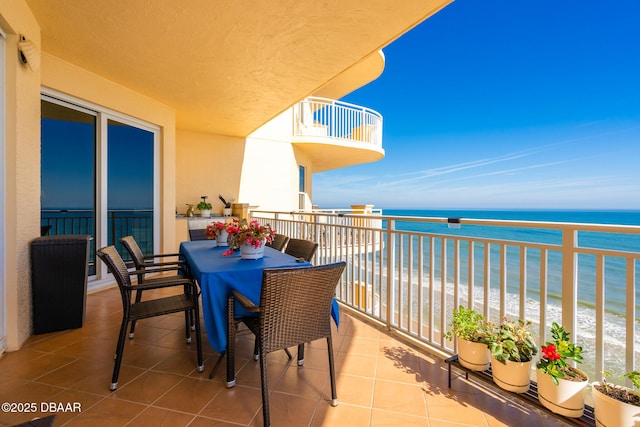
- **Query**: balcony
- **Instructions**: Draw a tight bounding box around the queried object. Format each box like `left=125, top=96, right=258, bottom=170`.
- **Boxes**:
left=251, top=209, right=640, bottom=393
left=0, top=287, right=558, bottom=426
left=292, top=97, right=385, bottom=172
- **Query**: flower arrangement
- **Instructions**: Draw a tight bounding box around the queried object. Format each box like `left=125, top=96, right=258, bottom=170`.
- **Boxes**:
left=205, top=221, right=226, bottom=239
left=222, top=218, right=275, bottom=256
left=536, top=322, right=585, bottom=385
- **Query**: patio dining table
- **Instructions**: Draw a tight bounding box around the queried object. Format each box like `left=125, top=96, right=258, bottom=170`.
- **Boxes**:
left=178, top=240, right=340, bottom=356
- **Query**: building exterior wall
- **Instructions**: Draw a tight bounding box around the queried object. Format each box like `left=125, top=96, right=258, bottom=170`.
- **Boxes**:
left=241, top=108, right=309, bottom=212
left=175, top=129, right=245, bottom=217
left=2, top=0, right=42, bottom=350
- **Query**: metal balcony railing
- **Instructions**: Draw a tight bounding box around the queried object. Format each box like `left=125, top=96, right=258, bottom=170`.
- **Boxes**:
left=251, top=209, right=640, bottom=388
left=41, top=209, right=154, bottom=273
left=293, top=96, right=383, bottom=148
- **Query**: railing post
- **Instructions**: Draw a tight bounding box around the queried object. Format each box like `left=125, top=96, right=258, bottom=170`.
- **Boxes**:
left=386, top=219, right=395, bottom=330
left=561, top=227, right=578, bottom=337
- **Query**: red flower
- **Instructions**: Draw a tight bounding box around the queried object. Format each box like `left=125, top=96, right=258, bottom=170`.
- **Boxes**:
left=542, top=344, right=561, bottom=361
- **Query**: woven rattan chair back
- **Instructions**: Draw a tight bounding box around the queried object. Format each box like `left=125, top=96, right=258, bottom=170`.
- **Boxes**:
left=258, top=263, right=343, bottom=353
left=284, top=238, right=318, bottom=262
left=96, top=245, right=204, bottom=391
left=119, top=235, right=146, bottom=269
left=97, top=246, right=135, bottom=300
left=189, top=229, right=209, bottom=241
left=232, top=261, right=345, bottom=426
left=265, top=233, right=289, bottom=251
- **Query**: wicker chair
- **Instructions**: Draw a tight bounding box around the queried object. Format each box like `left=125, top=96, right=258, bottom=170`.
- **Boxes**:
left=96, top=245, right=204, bottom=391
left=284, top=238, right=318, bottom=262
left=120, top=235, right=192, bottom=338
left=228, top=262, right=346, bottom=427
left=188, top=229, right=209, bottom=241
left=265, top=233, right=289, bottom=252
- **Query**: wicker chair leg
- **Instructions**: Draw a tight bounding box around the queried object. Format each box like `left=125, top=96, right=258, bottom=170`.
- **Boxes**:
left=111, top=319, right=129, bottom=391
left=327, top=336, right=338, bottom=406
left=259, top=345, right=271, bottom=427
left=192, top=306, right=204, bottom=372
left=184, top=312, right=192, bottom=343
left=128, top=290, right=143, bottom=338
left=297, top=343, right=305, bottom=366
left=225, top=295, right=236, bottom=387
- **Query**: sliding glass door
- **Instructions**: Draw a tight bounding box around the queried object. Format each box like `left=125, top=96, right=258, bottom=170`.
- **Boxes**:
left=41, top=95, right=158, bottom=276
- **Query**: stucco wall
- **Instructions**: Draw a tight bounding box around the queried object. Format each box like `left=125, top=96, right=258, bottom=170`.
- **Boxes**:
left=1, top=0, right=42, bottom=350
left=175, top=130, right=246, bottom=217
left=241, top=108, right=308, bottom=212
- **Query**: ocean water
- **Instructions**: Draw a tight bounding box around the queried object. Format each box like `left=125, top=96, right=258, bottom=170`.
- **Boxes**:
left=374, top=209, right=640, bottom=376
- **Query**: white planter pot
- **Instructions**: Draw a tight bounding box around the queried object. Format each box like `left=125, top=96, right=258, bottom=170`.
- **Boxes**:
left=592, top=381, right=640, bottom=427
left=240, top=240, right=266, bottom=260
left=217, top=230, right=229, bottom=246
left=536, top=368, right=588, bottom=418
left=457, top=338, right=490, bottom=371
left=201, top=209, right=211, bottom=218
left=490, top=355, right=531, bottom=393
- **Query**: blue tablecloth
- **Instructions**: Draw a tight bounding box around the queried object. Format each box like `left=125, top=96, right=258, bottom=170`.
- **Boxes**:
left=179, top=240, right=339, bottom=353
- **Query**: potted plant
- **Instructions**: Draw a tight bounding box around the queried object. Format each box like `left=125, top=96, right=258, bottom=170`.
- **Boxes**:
left=205, top=221, right=227, bottom=246
left=445, top=305, right=495, bottom=371
left=197, top=196, right=212, bottom=218
left=489, top=317, right=538, bottom=393
left=535, top=322, right=588, bottom=417
left=592, top=370, right=640, bottom=427
left=223, top=218, right=276, bottom=259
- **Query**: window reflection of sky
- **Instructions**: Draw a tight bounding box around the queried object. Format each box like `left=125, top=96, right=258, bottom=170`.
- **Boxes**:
left=41, top=113, right=154, bottom=210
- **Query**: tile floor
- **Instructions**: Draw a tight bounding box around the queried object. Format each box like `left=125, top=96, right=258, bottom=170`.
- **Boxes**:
left=0, top=286, right=571, bottom=426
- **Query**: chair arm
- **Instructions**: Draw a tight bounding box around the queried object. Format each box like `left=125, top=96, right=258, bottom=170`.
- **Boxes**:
left=128, top=277, right=196, bottom=292
left=231, top=290, right=260, bottom=313
left=143, top=253, right=184, bottom=260
left=128, top=265, right=187, bottom=276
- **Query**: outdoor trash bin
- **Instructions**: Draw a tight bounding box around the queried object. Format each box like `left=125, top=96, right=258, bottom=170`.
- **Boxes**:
left=31, top=235, right=91, bottom=334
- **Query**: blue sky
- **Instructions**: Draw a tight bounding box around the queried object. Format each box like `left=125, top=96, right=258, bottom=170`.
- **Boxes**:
left=313, top=0, right=640, bottom=210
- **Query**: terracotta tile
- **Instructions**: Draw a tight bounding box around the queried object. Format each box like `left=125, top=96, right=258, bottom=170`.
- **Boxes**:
left=200, top=384, right=263, bottom=424
left=339, top=335, right=380, bottom=357
left=370, top=408, right=429, bottom=426
left=128, top=406, right=196, bottom=426
left=334, top=352, right=377, bottom=378
left=110, top=371, right=183, bottom=404
left=326, top=373, right=374, bottom=407
left=251, top=391, right=318, bottom=427
left=154, top=376, right=224, bottom=414
left=372, top=379, right=428, bottom=417
left=273, top=365, right=329, bottom=399
left=62, top=397, right=146, bottom=427
left=310, top=402, right=371, bottom=427
left=376, top=348, right=424, bottom=384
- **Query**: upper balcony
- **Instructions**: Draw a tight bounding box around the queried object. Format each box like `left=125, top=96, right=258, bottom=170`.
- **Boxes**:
left=292, top=97, right=385, bottom=172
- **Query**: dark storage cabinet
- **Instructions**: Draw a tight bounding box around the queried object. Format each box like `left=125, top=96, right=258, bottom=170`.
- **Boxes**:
left=31, top=235, right=91, bottom=334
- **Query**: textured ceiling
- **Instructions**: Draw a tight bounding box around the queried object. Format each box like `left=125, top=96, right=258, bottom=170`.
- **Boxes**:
left=26, top=0, right=451, bottom=136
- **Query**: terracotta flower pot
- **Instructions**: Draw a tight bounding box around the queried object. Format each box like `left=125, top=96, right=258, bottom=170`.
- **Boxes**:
left=536, top=368, right=588, bottom=418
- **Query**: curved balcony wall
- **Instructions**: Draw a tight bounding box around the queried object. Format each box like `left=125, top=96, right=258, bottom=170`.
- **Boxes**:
left=292, top=97, right=384, bottom=172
